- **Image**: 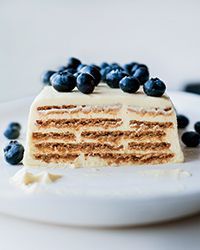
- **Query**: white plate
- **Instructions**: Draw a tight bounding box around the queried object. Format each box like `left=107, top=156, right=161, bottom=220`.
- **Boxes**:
left=0, top=91, right=200, bottom=227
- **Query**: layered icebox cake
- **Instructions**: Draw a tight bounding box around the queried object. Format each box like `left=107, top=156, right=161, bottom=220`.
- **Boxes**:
left=24, top=84, right=184, bottom=167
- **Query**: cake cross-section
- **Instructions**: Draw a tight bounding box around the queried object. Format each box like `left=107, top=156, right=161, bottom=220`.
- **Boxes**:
left=23, top=85, right=184, bottom=167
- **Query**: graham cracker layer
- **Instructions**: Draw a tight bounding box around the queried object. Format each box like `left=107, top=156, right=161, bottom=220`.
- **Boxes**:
left=38, top=105, right=121, bottom=115
left=33, top=152, right=174, bottom=164
left=130, top=120, right=173, bottom=129
left=32, top=132, right=75, bottom=141
left=34, top=153, right=79, bottom=163
left=37, top=105, right=78, bottom=110
left=127, top=106, right=172, bottom=116
left=36, top=118, right=123, bottom=129
left=86, top=152, right=174, bottom=164
left=81, top=130, right=166, bottom=142
left=128, top=142, right=171, bottom=151
left=34, top=142, right=123, bottom=153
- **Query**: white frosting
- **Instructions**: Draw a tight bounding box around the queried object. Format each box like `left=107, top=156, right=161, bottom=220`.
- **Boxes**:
left=32, top=85, right=171, bottom=108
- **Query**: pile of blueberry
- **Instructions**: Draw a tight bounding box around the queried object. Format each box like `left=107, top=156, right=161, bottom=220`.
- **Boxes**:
left=41, top=57, right=166, bottom=97
left=3, top=122, right=24, bottom=165
left=177, top=115, right=200, bottom=147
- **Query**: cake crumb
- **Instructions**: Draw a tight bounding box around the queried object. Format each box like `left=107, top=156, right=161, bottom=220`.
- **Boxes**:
left=10, top=168, right=63, bottom=191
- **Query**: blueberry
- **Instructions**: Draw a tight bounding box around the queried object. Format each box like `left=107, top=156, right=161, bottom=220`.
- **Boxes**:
left=4, top=127, right=20, bottom=139
left=76, top=73, right=95, bottom=94
left=100, top=66, right=113, bottom=82
left=119, top=76, right=140, bottom=93
left=123, top=62, right=137, bottom=74
left=194, top=121, right=200, bottom=134
left=110, top=63, right=123, bottom=71
left=63, top=68, right=77, bottom=74
left=143, top=78, right=166, bottom=97
left=181, top=131, right=200, bottom=147
left=50, top=71, right=76, bottom=92
left=57, top=66, right=68, bottom=72
left=80, top=65, right=101, bottom=86
left=41, top=70, right=56, bottom=85
left=8, top=122, right=21, bottom=131
left=111, top=63, right=121, bottom=67
left=73, top=72, right=81, bottom=79
left=66, top=57, right=81, bottom=69
left=4, top=122, right=21, bottom=139
left=58, top=65, right=77, bottom=74
left=133, top=67, right=149, bottom=85
left=106, top=70, right=128, bottom=88
left=177, top=115, right=189, bottom=129
left=100, top=62, right=109, bottom=69
left=90, top=64, right=101, bottom=71
left=184, top=83, right=200, bottom=95
left=4, top=141, right=24, bottom=165
left=131, top=64, right=148, bottom=75
left=77, top=64, right=87, bottom=72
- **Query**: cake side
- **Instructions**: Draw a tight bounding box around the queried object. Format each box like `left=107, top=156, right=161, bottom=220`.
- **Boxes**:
left=32, top=85, right=171, bottom=107
left=23, top=86, right=184, bottom=167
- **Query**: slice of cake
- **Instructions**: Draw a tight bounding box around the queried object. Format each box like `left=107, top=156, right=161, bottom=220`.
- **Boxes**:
left=23, top=84, right=184, bottom=168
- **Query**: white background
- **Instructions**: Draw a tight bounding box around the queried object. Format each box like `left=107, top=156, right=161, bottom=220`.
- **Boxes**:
left=1, top=0, right=200, bottom=102
left=1, top=1, right=200, bottom=249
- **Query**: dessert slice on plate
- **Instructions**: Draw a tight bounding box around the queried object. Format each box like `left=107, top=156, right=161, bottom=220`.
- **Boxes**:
left=23, top=82, right=184, bottom=167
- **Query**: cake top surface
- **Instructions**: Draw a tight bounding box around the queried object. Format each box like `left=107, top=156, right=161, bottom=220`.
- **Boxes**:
left=33, top=84, right=171, bottom=109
